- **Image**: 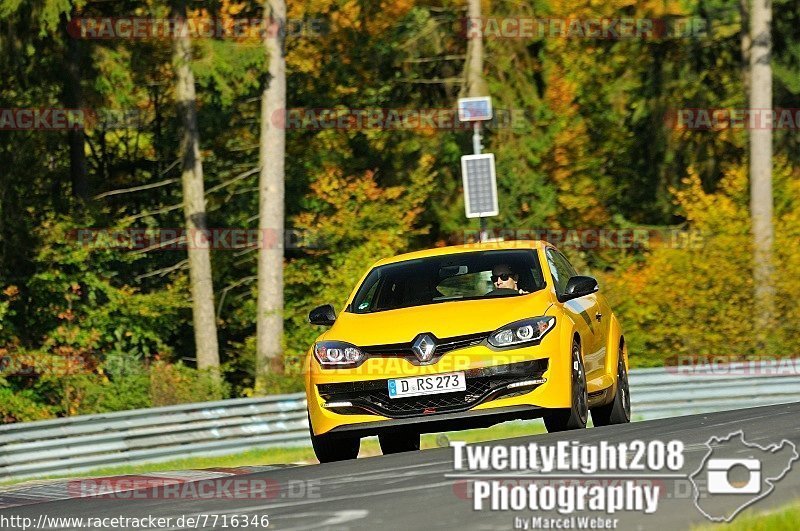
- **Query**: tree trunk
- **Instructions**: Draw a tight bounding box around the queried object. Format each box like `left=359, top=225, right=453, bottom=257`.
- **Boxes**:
left=749, top=0, right=774, bottom=341
left=255, top=0, right=287, bottom=388
left=740, top=0, right=751, bottom=101
left=460, top=0, right=489, bottom=98
left=173, top=4, right=221, bottom=370
left=63, top=11, right=89, bottom=202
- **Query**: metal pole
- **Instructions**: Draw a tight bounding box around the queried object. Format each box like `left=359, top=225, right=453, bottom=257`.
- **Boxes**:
left=473, top=122, right=488, bottom=242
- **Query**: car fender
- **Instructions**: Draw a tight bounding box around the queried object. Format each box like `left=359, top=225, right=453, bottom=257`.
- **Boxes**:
left=304, top=347, right=316, bottom=432
left=605, top=313, right=626, bottom=376
left=545, top=304, right=581, bottom=408
left=593, top=312, right=626, bottom=406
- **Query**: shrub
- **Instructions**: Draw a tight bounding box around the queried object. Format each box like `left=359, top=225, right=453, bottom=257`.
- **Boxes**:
left=600, top=161, right=800, bottom=366
left=149, top=360, right=230, bottom=407
left=0, top=381, right=56, bottom=422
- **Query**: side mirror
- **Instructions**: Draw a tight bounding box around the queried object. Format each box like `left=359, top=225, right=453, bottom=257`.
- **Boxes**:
left=309, top=304, right=336, bottom=326
left=561, top=276, right=599, bottom=302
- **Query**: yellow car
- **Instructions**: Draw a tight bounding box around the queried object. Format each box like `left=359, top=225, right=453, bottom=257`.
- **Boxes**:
left=305, top=240, right=630, bottom=462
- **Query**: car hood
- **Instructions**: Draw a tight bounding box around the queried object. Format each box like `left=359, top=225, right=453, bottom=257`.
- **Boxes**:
left=321, top=290, right=554, bottom=347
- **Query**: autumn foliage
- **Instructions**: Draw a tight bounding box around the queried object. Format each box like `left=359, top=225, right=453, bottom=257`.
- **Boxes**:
left=0, top=0, right=799, bottom=419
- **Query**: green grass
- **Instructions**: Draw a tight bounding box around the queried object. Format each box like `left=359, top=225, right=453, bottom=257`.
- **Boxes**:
left=1, top=419, right=545, bottom=488
left=693, top=499, right=800, bottom=530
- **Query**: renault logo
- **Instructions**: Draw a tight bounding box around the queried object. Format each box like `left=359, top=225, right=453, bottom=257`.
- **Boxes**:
left=412, top=333, right=437, bottom=362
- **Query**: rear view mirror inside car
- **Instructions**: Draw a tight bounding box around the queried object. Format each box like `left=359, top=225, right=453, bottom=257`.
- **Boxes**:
left=439, top=265, right=468, bottom=278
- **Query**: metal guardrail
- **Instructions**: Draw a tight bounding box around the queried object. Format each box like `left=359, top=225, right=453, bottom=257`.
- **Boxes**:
left=628, top=364, right=800, bottom=418
left=2, top=362, right=798, bottom=481
left=0, top=395, right=309, bottom=481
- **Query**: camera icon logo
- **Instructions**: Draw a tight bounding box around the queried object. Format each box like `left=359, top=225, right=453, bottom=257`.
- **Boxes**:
left=690, top=430, right=798, bottom=522
left=706, top=458, right=761, bottom=494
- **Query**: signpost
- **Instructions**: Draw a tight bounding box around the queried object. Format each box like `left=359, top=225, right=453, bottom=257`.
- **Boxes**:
left=461, top=154, right=499, bottom=219
left=458, top=96, right=496, bottom=242
left=457, top=96, right=493, bottom=122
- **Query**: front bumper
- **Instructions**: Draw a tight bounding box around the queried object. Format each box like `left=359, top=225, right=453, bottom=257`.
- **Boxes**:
left=325, top=404, right=545, bottom=438
left=318, top=359, right=548, bottom=418
left=307, top=332, right=572, bottom=436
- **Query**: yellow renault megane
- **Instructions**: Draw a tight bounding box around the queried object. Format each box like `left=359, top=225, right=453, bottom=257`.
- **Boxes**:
left=305, top=241, right=630, bottom=462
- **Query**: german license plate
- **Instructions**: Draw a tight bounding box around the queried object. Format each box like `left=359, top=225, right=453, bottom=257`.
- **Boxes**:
left=388, top=372, right=466, bottom=399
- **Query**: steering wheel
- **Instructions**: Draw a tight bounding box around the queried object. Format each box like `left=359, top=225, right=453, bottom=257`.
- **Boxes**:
left=486, top=287, right=519, bottom=296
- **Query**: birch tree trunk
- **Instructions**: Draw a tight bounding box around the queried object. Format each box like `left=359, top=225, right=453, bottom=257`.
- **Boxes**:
left=173, top=5, right=221, bottom=370
left=460, top=0, right=489, bottom=98
left=255, top=0, right=287, bottom=388
left=749, top=0, right=774, bottom=341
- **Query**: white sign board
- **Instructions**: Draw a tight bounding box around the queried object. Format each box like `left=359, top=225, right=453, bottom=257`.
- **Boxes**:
left=457, top=96, right=493, bottom=122
left=461, top=153, right=499, bottom=218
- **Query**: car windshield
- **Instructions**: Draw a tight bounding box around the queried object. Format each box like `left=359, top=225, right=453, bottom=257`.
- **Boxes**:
left=348, top=249, right=546, bottom=314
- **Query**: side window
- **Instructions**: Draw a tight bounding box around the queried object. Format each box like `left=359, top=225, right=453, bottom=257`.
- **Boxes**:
left=545, top=248, right=575, bottom=296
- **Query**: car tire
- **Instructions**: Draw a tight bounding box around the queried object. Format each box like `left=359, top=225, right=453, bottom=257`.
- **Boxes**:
left=591, top=344, right=631, bottom=426
left=379, top=431, right=420, bottom=454
left=544, top=338, right=588, bottom=433
left=308, top=416, right=360, bottom=463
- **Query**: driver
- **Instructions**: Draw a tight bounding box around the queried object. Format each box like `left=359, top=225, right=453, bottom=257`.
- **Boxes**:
left=491, top=264, right=529, bottom=294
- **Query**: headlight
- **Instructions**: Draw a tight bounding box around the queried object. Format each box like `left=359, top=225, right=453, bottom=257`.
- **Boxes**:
left=488, top=316, right=556, bottom=348
left=313, top=341, right=364, bottom=368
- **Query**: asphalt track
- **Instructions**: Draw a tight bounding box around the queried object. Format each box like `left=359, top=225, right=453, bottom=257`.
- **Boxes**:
left=3, top=402, right=800, bottom=530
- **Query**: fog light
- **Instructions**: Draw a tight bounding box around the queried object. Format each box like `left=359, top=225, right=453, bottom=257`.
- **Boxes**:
left=506, top=378, right=546, bottom=389
left=323, top=401, right=354, bottom=408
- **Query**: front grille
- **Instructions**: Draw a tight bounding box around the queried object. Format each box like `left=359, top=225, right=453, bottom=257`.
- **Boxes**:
left=318, top=359, right=548, bottom=418
left=359, top=332, right=490, bottom=364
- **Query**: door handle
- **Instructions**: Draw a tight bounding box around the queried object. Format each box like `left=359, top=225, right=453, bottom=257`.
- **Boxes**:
left=595, top=312, right=602, bottom=322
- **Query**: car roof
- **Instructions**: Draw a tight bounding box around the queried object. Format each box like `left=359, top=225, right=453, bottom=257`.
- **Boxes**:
left=372, top=240, right=549, bottom=267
